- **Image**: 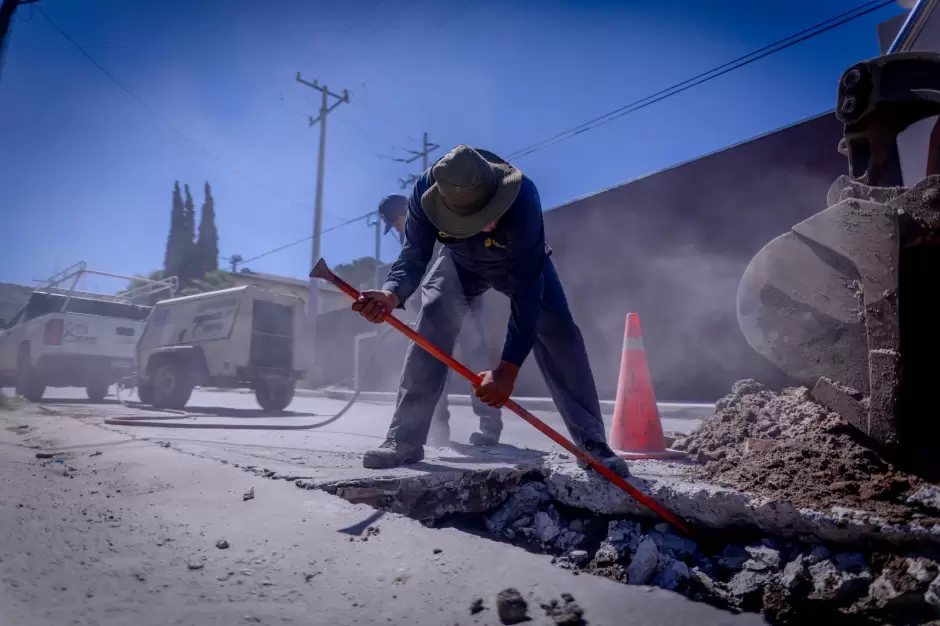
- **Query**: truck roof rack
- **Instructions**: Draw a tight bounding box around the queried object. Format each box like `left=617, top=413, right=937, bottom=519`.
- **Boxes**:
left=32, top=261, right=178, bottom=310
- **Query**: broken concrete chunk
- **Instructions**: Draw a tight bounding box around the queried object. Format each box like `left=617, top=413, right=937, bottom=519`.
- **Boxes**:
left=780, top=556, right=810, bottom=591
left=649, top=529, right=698, bottom=559
left=606, top=519, right=640, bottom=547
left=744, top=544, right=781, bottom=572
left=216, top=539, right=230, bottom=550
left=652, top=558, right=691, bottom=591
left=717, top=545, right=750, bottom=572
left=807, top=545, right=831, bottom=564
left=242, top=488, right=255, bottom=502
left=925, top=575, right=940, bottom=610
left=728, top=569, right=772, bottom=607
left=553, top=531, right=585, bottom=553
left=808, top=556, right=872, bottom=603
left=486, top=482, right=550, bottom=535
left=626, top=536, right=660, bottom=585
left=868, top=557, right=939, bottom=611
left=907, top=485, right=940, bottom=512
left=496, top=588, right=529, bottom=624
left=568, top=550, right=590, bottom=566
left=533, top=508, right=562, bottom=544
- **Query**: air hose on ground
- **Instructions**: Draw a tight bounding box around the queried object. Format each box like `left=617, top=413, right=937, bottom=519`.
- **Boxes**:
left=104, top=326, right=398, bottom=430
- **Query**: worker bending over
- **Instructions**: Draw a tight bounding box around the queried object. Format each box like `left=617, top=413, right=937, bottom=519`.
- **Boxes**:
left=377, top=194, right=504, bottom=446
left=354, top=145, right=630, bottom=478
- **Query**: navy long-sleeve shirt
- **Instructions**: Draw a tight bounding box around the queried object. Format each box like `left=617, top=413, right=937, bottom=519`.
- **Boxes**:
left=382, top=169, right=547, bottom=367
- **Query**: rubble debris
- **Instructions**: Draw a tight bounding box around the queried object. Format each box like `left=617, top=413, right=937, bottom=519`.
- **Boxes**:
left=540, top=593, right=586, bottom=625
left=672, top=381, right=940, bottom=525
left=496, top=588, right=529, bottom=624
left=35, top=452, right=54, bottom=459
left=216, top=539, right=230, bottom=550
left=469, top=597, right=485, bottom=615
left=242, top=488, right=254, bottom=502
left=187, top=562, right=204, bottom=571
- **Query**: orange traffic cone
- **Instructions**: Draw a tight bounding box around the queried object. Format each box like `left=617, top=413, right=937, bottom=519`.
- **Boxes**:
left=609, top=313, right=687, bottom=460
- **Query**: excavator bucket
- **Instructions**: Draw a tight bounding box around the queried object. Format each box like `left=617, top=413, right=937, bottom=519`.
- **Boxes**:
left=737, top=52, right=940, bottom=456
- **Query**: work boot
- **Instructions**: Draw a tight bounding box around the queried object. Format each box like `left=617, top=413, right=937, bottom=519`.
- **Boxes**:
left=469, top=431, right=500, bottom=447
left=362, top=440, right=424, bottom=469
left=427, top=420, right=451, bottom=446
left=576, top=441, right=631, bottom=478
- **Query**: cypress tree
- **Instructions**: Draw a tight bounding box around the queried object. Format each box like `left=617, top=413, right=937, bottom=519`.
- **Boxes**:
left=196, top=181, right=219, bottom=274
left=181, top=184, right=197, bottom=283
left=163, top=181, right=186, bottom=279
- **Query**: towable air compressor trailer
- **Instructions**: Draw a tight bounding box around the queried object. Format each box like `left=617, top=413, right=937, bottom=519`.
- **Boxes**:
left=135, top=285, right=306, bottom=411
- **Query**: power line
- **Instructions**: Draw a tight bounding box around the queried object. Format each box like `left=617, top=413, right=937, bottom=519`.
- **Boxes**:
left=34, top=6, right=317, bottom=213
left=504, top=0, right=896, bottom=162
left=238, top=210, right=378, bottom=266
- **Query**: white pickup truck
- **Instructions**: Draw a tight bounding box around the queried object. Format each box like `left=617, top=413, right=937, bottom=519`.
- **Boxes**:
left=0, top=263, right=177, bottom=402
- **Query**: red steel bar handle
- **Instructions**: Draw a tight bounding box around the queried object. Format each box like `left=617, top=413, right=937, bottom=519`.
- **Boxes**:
left=310, top=258, right=694, bottom=537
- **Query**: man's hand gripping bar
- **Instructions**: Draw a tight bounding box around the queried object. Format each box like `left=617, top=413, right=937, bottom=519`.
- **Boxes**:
left=310, top=258, right=694, bottom=537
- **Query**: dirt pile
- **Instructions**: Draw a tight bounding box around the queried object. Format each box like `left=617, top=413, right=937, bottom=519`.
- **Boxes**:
left=672, top=380, right=940, bottom=525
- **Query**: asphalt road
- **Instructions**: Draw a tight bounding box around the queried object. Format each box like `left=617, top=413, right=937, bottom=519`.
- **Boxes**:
left=0, top=392, right=763, bottom=626
left=5, top=386, right=708, bottom=452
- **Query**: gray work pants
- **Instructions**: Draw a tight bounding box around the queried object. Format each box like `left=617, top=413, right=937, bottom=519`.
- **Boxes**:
left=430, top=300, right=503, bottom=437
left=386, top=252, right=608, bottom=447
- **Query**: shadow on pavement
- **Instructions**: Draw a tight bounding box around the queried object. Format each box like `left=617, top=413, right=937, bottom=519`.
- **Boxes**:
left=337, top=509, right=386, bottom=536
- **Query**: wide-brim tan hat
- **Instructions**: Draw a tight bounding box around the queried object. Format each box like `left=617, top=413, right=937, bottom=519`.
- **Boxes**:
left=420, top=145, right=523, bottom=239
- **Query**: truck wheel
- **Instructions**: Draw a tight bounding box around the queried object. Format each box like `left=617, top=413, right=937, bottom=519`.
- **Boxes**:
left=151, top=361, right=193, bottom=410
left=16, top=353, right=45, bottom=403
left=86, top=382, right=110, bottom=402
left=137, top=382, right=154, bottom=405
left=255, top=378, right=295, bottom=412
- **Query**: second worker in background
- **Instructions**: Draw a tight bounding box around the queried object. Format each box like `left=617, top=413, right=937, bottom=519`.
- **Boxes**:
left=354, top=145, right=630, bottom=478
left=377, top=194, right=504, bottom=446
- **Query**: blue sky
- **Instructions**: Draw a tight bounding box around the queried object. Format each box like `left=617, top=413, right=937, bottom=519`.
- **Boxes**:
left=0, top=0, right=903, bottom=290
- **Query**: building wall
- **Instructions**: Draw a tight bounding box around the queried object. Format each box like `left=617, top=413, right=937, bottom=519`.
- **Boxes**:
left=483, top=112, right=860, bottom=401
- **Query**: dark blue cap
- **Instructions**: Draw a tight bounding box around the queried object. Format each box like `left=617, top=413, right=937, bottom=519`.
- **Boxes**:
left=377, top=195, right=408, bottom=234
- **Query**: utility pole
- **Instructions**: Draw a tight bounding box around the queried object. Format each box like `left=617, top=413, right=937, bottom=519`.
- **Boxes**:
left=1, top=0, right=40, bottom=79
left=391, top=131, right=440, bottom=189
left=367, top=213, right=382, bottom=289
left=295, top=72, right=349, bottom=387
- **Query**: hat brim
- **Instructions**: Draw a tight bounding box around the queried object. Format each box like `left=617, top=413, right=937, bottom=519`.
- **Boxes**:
left=419, top=149, right=523, bottom=239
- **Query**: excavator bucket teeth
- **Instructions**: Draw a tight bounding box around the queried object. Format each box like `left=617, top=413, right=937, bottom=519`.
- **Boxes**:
left=737, top=197, right=901, bottom=445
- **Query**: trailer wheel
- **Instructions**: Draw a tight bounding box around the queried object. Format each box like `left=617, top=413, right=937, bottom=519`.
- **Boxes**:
left=137, top=382, right=154, bottom=405
left=16, top=349, right=45, bottom=403
left=254, top=378, right=295, bottom=412
left=86, top=381, right=110, bottom=402
left=151, top=361, right=193, bottom=410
